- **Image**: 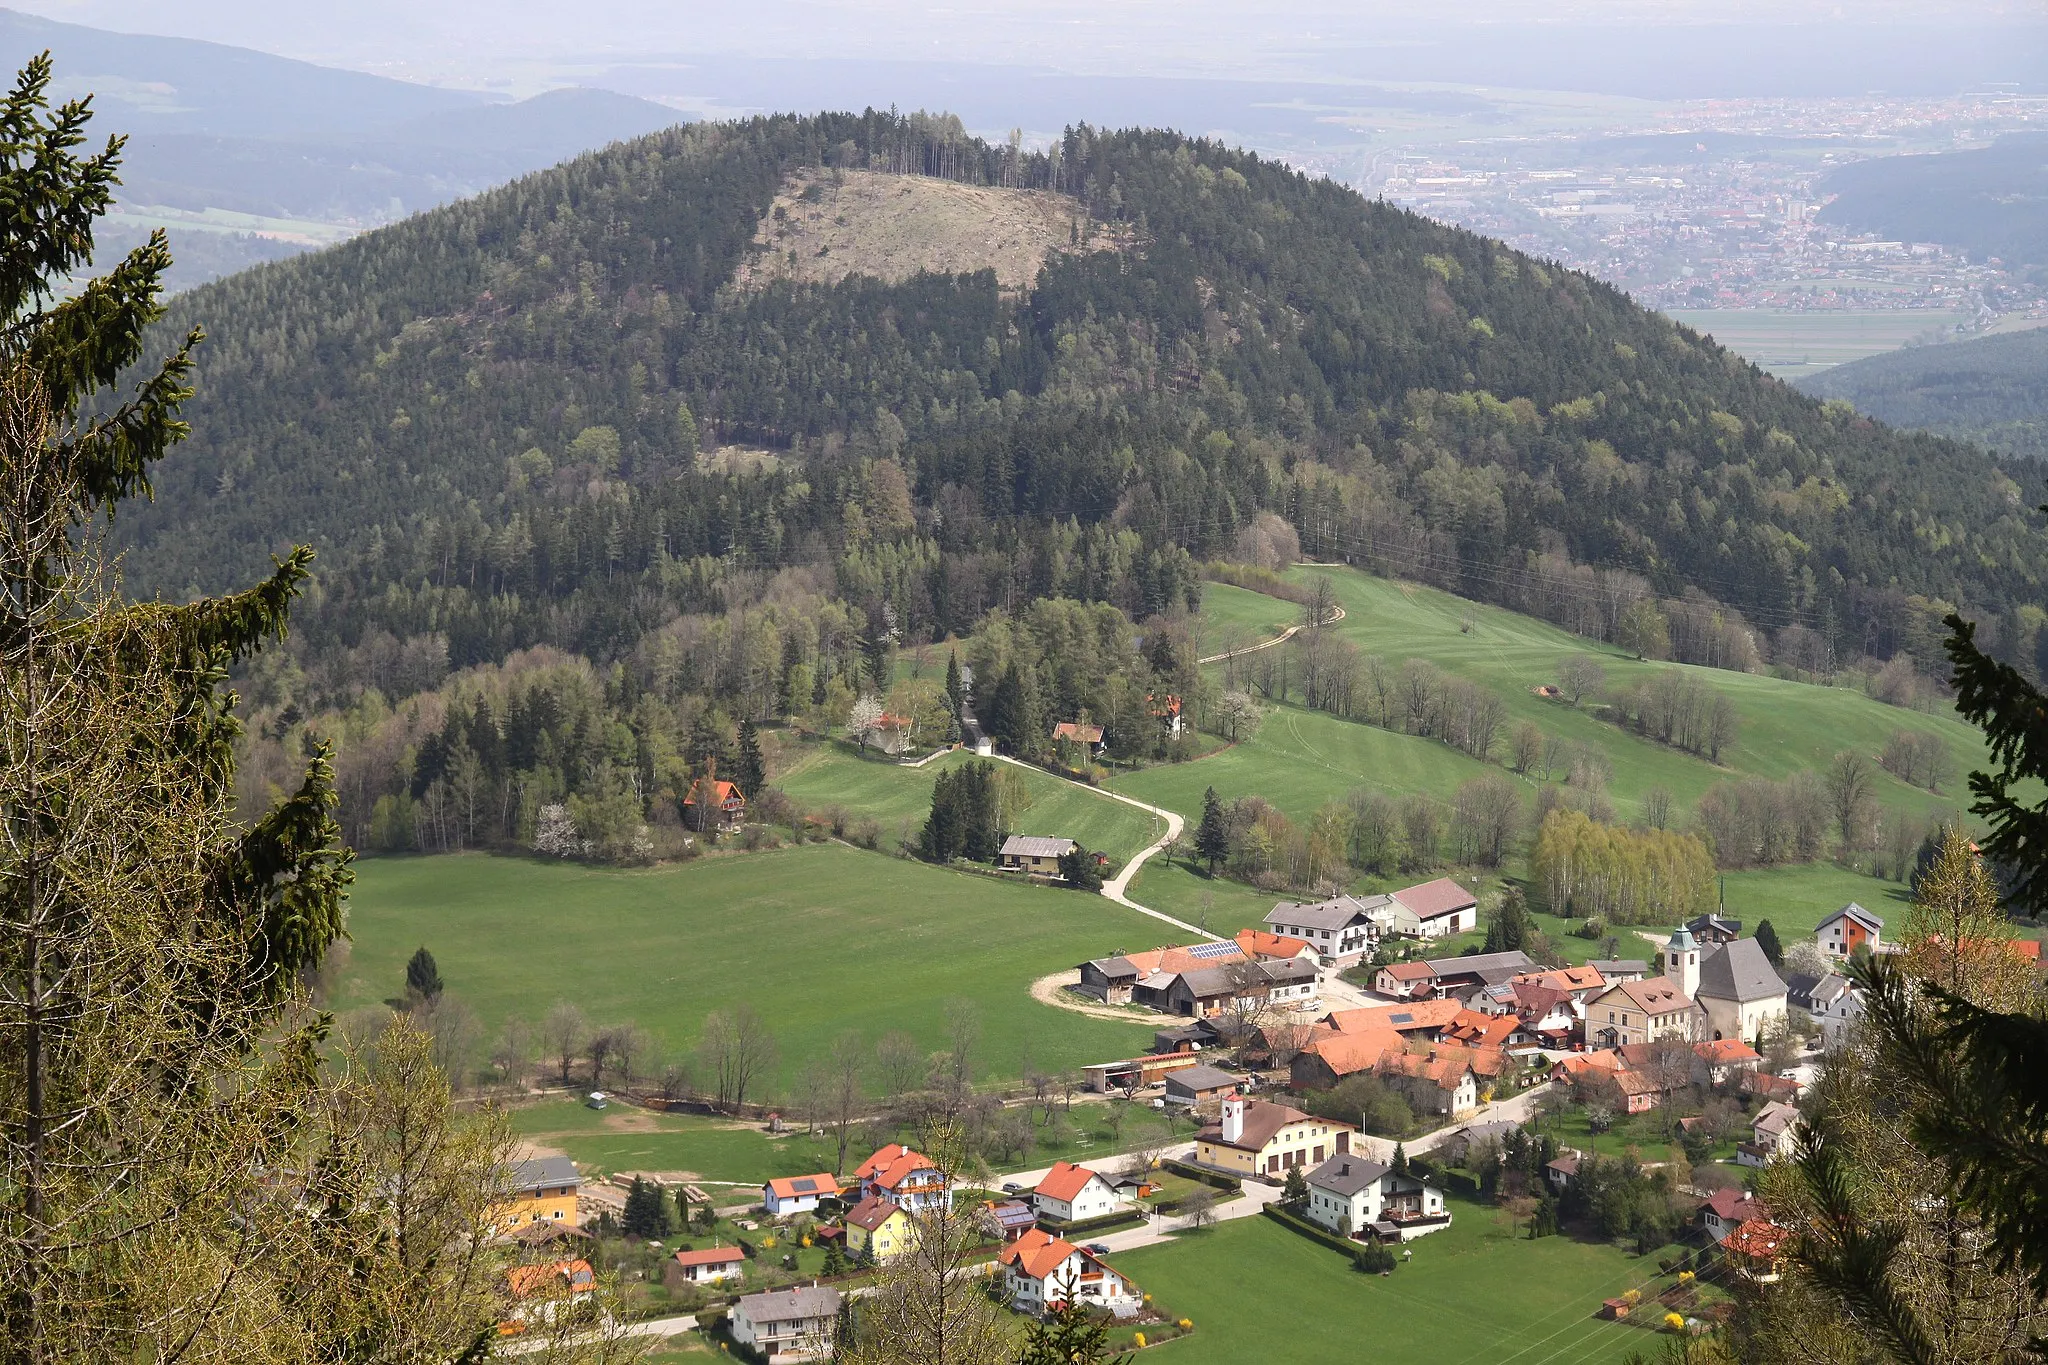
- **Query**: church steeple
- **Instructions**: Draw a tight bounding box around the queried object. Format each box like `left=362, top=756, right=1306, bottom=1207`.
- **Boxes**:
left=1663, top=925, right=1700, bottom=998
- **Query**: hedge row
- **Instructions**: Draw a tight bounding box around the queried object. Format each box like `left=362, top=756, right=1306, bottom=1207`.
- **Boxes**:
left=1041, top=1209, right=1148, bottom=1237
left=1261, top=1203, right=1360, bottom=1256
left=1161, top=1158, right=1244, bottom=1194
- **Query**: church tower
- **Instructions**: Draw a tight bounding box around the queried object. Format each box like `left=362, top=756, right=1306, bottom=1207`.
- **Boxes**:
left=1663, top=925, right=1700, bottom=998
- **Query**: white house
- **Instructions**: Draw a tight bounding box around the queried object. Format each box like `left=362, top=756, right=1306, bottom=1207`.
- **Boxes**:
left=1302, top=1155, right=1451, bottom=1241
left=1815, top=904, right=1884, bottom=961
left=665, top=1246, right=745, bottom=1288
left=1264, top=894, right=1385, bottom=963
left=1031, top=1161, right=1124, bottom=1225
left=1738, top=1101, right=1802, bottom=1167
left=763, top=1172, right=841, bottom=1217
left=1384, top=878, right=1479, bottom=939
left=997, top=1228, right=1141, bottom=1318
left=1790, top=973, right=1863, bottom=1050
left=731, top=1285, right=842, bottom=1363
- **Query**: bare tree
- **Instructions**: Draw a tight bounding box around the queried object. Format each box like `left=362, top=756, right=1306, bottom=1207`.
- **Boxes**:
left=1642, top=786, right=1673, bottom=831
left=1558, top=654, right=1605, bottom=706
left=700, top=1003, right=780, bottom=1112
left=1180, top=1184, right=1219, bottom=1231
left=543, top=1000, right=588, bottom=1085
left=1825, top=749, right=1876, bottom=853
left=612, top=1023, right=653, bottom=1093
left=1510, top=721, right=1543, bottom=774
left=491, top=1016, right=536, bottom=1090
left=875, top=1030, right=925, bottom=1097
left=941, top=998, right=981, bottom=1103
left=828, top=1031, right=867, bottom=1175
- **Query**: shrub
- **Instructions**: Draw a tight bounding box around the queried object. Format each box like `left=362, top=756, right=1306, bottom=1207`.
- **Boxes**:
left=1354, top=1244, right=1397, bottom=1274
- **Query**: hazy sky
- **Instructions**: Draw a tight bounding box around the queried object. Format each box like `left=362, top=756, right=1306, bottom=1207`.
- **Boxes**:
left=10, top=0, right=2044, bottom=91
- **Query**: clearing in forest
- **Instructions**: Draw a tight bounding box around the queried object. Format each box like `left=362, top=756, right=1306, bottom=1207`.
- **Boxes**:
left=737, top=169, right=1093, bottom=292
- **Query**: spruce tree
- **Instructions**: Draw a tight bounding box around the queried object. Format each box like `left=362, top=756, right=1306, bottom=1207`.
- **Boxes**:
left=622, top=1176, right=673, bottom=1238
left=406, top=945, right=444, bottom=1000
left=1754, top=918, right=1783, bottom=967
left=1281, top=1165, right=1309, bottom=1210
left=1391, top=1143, right=1408, bottom=1176
left=734, top=718, right=767, bottom=798
left=945, top=649, right=963, bottom=720
left=1195, top=786, right=1230, bottom=872
left=0, top=56, right=354, bottom=1357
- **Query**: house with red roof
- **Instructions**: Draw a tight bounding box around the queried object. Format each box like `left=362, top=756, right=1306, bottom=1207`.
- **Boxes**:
left=1051, top=721, right=1106, bottom=753
left=665, top=1245, right=746, bottom=1288
left=1723, top=1218, right=1792, bottom=1282
left=997, top=1228, right=1140, bottom=1318
left=1031, top=1160, right=1125, bottom=1224
left=500, top=1258, right=595, bottom=1333
left=1692, top=1038, right=1762, bottom=1084
left=1701, top=1188, right=1765, bottom=1245
left=1235, top=928, right=1315, bottom=962
left=1385, top=878, right=1480, bottom=939
left=762, top=1172, right=842, bottom=1217
left=1373, top=960, right=1439, bottom=999
left=682, top=777, right=747, bottom=834
left=854, top=1144, right=951, bottom=1213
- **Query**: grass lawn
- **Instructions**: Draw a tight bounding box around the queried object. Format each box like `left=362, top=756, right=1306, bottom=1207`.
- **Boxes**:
left=774, top=740, right=1164, bottom=867
left=1109, top=1197, right=1680, bottom=1364
left=1183, top=569, right=1985, bottom=831
left=339, top=842, right=1159, bottom=1089
left=1718, top=862, right=1916, bottom=939
left=508, top=1093, right=1200, bottom=1186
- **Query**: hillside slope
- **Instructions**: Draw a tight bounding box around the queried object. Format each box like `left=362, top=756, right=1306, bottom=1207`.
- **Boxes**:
left=1818, top=135, right=2048, bottom=269
left=1798, top=326, right=2048, bottom=462
left=115, top=112, right=2046, bottom=674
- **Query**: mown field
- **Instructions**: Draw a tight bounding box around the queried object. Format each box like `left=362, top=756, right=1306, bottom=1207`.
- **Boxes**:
left=1109, top=1199, right=1682, bottom=1365
left=774, top=741, right=1164, bottom=867
left=338, top=843, right=1157, bottom=1088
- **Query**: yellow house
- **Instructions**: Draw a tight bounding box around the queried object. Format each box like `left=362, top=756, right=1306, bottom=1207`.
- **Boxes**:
left=845, top=1195, right=920, bottom=1263
left=495, top=1156, right=582, bottom=1233
left=1194, top=1097, right=1356, bottom=1179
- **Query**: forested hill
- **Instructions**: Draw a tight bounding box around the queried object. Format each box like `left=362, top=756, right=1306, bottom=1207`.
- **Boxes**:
left=120, top=112, right=2045, bottom=678
left=1799, top=326, right=2048, bottom=463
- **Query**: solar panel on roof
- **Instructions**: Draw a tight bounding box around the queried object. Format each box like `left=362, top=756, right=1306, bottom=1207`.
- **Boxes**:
left=793, top=1178, right=817, bottom=1192
left=1390, top=1012, right=1413, bottom=1024
left=1189, top=941, right=1239, bottom=959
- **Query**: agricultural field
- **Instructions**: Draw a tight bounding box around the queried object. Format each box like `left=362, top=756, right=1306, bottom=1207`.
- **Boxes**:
left=1665, top=308, right=1970, bottom=376
left=1108, top=1198, right=1683, bottom=1365
left=773, top=741, right=1164, bottom=867
left=337, top=843, right=1158, bottom=1088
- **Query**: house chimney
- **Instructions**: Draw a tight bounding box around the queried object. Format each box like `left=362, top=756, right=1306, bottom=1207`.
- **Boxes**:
left=1220, top=1094, right=1246, bottom=1145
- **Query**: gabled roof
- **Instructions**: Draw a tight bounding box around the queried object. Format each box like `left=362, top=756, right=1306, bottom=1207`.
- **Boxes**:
left=1725, top=1219, right=1791, bottom=1261
left=983, top=1198, right=1037, bottom=1230
left=683, top=780, right=742, bottom=807
left=1695, top=938, right=1786, bottom=1004
left=765, top=1173, right=841, bottom=1200
left=1265, top=893, right=1388, bottom=933
left=1611, top=1068, right=1661, bottom=1098
left=1752, top=1101, right=1800, bottom=1139
left=1587, top=959, right=1650, bottom=977
left=1514, top=964, right=1606, bottom=995
left=1197, top=1098, right=1337, bottom=1151
left=672, top=1245, right=746, bottom=1267
left=1817, top=903, right=1884, bottom=935
left=506, top=1258, right=594, bottom=1298
left=1423, top=950, right=1537, bottom=985
left=854, top=1144, right=941, bottom=1192
left=1306, top=1154, right=1391, bottom=1197
left=1685, top=913, right=1742, bottom=937
left=1052, top=721, right=1104, bottom=744
left=1002, top=835, right=1076, bottom=859
left=1235, top=928, right=1313, bottom=960
left=1380, top=961, right=1438, bottom=982
left=1034, top=1161, right=1104, bottom=1204
left=737, top=1285, right=843, bottom=1323
left=1324, top=998, right=1464, bottom=1035
left=845, top=1195, right=910, bottom=1232
left=998, top=1227, right=1082, bottom=1281
left=506, top=1155, right=581, bottom=1193
left=1597, top=976, right=1697, bottom=1015
left=1392, top=877, right=1478, bottom=920
left=1302, top=1028, right=1403, bottom=1078
left=1704, top=1187, right=1763, bottom=1224
left=1694, top=1039, right=1762, bottom=1066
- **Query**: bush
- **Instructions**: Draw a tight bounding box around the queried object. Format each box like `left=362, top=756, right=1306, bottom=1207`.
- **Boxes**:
left=1354, top=1244, right=1397, bottom=1274
left=1261, top=1203, right=1360, bottom=1256
left=1161, top=1158, right=1243, bottom=1194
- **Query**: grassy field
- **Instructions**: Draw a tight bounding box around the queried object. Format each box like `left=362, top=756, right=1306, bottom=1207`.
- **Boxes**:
left=1109, top=1198, right=1679, bottom=1365
left=339, top=843, right=1158, bottom=1088
left=1665, top=308, right=1968, bottom=376
left=1166, top=568, right=1983, bottom=831
left=508, top=1093, right=1200, bottom=1185
left=773, top=741, right=1164, bottom=867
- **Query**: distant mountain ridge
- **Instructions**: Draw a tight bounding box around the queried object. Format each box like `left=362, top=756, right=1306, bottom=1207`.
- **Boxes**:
left=105, top=112, right=2048, bottom=686
left=1818, top=134, right=2048, bottom=269
left=1798, top=326, right=2048, bottom=461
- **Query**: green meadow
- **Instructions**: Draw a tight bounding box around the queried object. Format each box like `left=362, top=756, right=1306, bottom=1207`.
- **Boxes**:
left=338, top=843, right=1157, bottom=1087
left=1109, top=1199, right=1681, bottom=1365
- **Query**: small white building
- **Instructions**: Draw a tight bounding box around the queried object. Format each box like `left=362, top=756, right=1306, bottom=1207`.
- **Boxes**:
left=1815, top=904, right=1884, bottom=961
left=997, top=1228, right=1141, bottom=1318
left=665, top=1245, right=745, bottom=1288
left=1738, top=1101, right=1802, bottom=1167
left=762, top=1173, right=840, bottom=1217
left=1032, top=1161, right=1124, bottom=1224
left=731, top=1285, right=842, bottom=1363
left=1302, top=1155, right=1451, bottom=1241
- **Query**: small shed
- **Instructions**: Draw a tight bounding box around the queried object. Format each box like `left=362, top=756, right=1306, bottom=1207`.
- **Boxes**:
left=1000, top=835, right=1077, bottom=877
left=1163, top=1063, right=1240, bottom=1110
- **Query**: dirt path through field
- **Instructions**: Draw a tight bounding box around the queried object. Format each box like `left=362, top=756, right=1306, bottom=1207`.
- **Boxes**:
left=1196, top=602, right=1345, bottom=664
left=1029, top=969, right=1168, bottom=1022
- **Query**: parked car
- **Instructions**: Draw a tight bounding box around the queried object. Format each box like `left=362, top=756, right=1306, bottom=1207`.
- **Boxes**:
left=1001, top=1182, right=1024, bottom=1194
left=1083, top=1243, right=1112, bottom=1256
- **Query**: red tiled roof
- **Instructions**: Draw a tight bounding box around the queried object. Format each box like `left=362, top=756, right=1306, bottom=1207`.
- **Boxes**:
left=855, top=1144, right=938, bottom=1192
left=683, top=780, right=743, bottom=807
left=1034, top=1161, right=1101, bottom=1204
left=1382, top=961, right=1438, bottom=982
left=1304, top=1029, right=1403, bottom=1078
left=1053, top=722, right=1104, bottom=744
left=845, top=1195, right=907, bottom=1232
left=1705, top=1188, right=1763, bottom=1224
left=765, top=1173, right=841, bottom=1200
left=1725, top=1218, right=1792, bottom=1261
left=1694, top=1039, right=1762, bottom=1065
left=998, top=1227, right=1081, bottom=1282
left=1514, top=965, right=1606, bottom=994
left=1600, top=977, right=1695, bottom=1014
left=1235, top=928, right=1312, bottom=960
left=1325, top=998, right=1464, bottom=1034
left=671, top=1246, right=745, bottom=1268
left=1392, top=877, right=1478, bottom=919
left=506, top=1259, right=593, bottom=1299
